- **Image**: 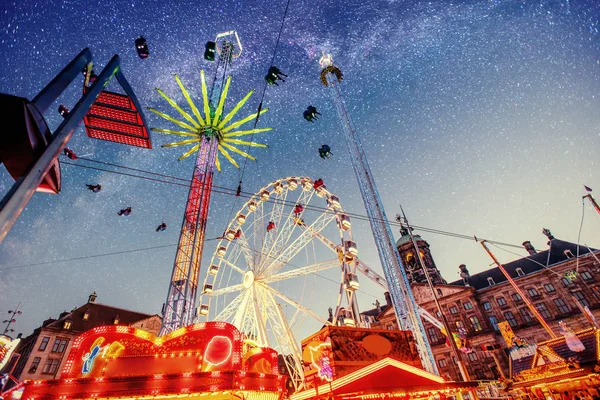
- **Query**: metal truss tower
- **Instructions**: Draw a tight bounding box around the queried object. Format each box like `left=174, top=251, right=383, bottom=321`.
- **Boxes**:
left=319, top=54, right=438, bottom=374
left=156, top=31, right=271, bottom=335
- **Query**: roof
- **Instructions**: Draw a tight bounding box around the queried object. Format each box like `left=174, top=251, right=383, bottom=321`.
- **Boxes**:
left=290, top=357, right=477, bottom=400
left=396, top=233, right=424, bottom=248
left=44, top=301, right=157, bottom=333
left=449, top=239, right=597, bottom=290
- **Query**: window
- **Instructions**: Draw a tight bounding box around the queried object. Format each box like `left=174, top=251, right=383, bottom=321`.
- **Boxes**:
left=449, top=306, right=458, bottom=314
left=573, top=291, right=590, bottom=308
left=470, top=316, right=483, bottom=332
left=516, top=268, right=524, bottom=277
left=503, top=311, right=518, bottom=327
left=562, top=277, right=573, bottom=286
left=28, top=357, right=41, bottom=373
left=512, top=293, right=523, bottom=303
left=581, top=271, right=593, bottom=281
left=463, top=301, right=473, bottom=310
left=487, top=277, right=495, bottom=286
left=52, top=339, right=68, bottom=353
left=467, top=352, right=478, bottom=361
left=63, top=321, right=71, bottom=329
left=544, top=283, right=556, bottom=293
left=456, top=320, right=465, bottom=330
left=42, top=359, right=60, bottom=375
left=475, top=369, right=486, bottom=379
left=527, top=288, right=540, bottom=298
left=438, top=358, right=447, bottom=368
left=564, top=250, right=574, bottom=258
left=554, top=298, right=570, bottom=314
left=83, top=310, right=89, bottom=320
left=483, top=301, right=492, bottom=311
left=535, top=303, right=552, bottom=319
left=38, top=337, right=50, bottom=351
left=428, top=327, right=440, bottom=342
left=489, top=316, right=500, bottom=331
left=437, top=288, right=443, bottom=296
left=519, top=307, right=534, bottom=323
left=497, top=297, right=507, bottom=306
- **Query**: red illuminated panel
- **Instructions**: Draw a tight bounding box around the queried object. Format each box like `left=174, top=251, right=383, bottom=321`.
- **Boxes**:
left=62, top=322, right=243, bottom=379
left=84, top=90, right=151, bottom=149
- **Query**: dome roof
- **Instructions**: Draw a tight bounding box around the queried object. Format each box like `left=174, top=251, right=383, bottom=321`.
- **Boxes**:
left=395, top=233, right=423, bottom=247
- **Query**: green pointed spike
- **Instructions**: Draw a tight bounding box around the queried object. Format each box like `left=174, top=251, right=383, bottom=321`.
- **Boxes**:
left=175, top=74, right=205, bottom=126
left=218, top=145, right=240, bottom=168
left=220, top=142, right=256, bottom=160
left=162, top=138, right=200, bottom=148
left=223, top=138, right=268, bottom=148
left=223, top=128, right=273, bottom=138
left=151, top=128, right=199, bottom=137
left=218, top=90, right=254, bottom=129
left=200, top=70, right=211, bottom=126
left=213, top=76, right=231, bottom=126
left=156, top=88, right=201, bottom=129
left=222, top=108, right=269, bottom=133
left=178, top=144, right=201, bottom=161
left=148, top=108, right=198, bottom=132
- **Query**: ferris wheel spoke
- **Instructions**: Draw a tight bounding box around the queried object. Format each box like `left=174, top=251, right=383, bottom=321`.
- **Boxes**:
left=230, top=232, right=255, bottom=270
left=261, top=212, right=338, bottom=278
left=213, top=289, right=247, bottom=323
left=263, top=290, right=303, bottom=357
left=220, top=254, right=248, bottom=276
left=258, top=188, right=316, bottom=277
left=210, top=283, right=244, bottom=296
left=261, top=283, right=331, bottom=326
left=258, top=191, right=289, bottom=271
left=265, top=259, right=340, bottom=284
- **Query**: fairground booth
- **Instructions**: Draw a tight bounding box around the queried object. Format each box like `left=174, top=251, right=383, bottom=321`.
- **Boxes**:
left=509, top=327, right=600, bottom=399
left=2, top=322, right=285, bottom=400
left=295, top=326, right=478, bottom=400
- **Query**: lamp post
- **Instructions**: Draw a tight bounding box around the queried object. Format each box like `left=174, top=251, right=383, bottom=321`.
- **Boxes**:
left=2, top=303, right=22, bottom=336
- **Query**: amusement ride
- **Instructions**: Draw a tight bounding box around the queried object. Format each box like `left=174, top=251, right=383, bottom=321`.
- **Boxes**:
left=150, top=31, right=272, bottom=336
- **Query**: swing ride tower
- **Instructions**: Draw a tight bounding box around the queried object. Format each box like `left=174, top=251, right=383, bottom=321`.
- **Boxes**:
left=319, top=53, right=438, bottom=374
left=152, top=31, right=272, bottom=335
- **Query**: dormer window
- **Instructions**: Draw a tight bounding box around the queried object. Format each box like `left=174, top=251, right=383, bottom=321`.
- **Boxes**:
left=487, top=277, right=495, bottom=286
left=516, top=268, right=524, bottom=277
left=564, top=250, right=574, bottom=259
left=83, top=309, right=89, bottom=320
left=63, top=321, right=72, bottom=329
left=113, top=315, right=120, bottom=325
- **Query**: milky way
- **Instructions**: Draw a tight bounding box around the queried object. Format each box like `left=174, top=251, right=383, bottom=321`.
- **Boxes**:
left=1, top=0, right=599, bottom=340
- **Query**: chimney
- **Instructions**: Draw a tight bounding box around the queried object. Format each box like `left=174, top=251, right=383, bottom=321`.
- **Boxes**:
left=542, top=228, right=555, bottom=244
left=17, top=333, right=22, bottom=339
left=384, top=291, right=392, bottom=306
left=88, top=291, right=97, bottom=303
left=459, top=264, right=470, bottom=286
left=42, top=318, right=56, bottom=327
left=522, top=241, right=537, bottom=255
left=59, top=311, right=69, bottom=319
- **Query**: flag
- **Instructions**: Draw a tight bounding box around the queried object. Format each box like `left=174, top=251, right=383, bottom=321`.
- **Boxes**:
left=584, top=185, right=593, bottom=192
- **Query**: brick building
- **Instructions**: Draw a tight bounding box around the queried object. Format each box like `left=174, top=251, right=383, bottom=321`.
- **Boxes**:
left=3, top=292, right=161, bottom=382
left=360, top=229, right=600, bottom=381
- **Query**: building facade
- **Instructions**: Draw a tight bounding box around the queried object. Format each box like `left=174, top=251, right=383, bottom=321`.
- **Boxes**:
left=361, top=230, right=600, bottom=382
left=4, top=292, right=161, bottom=382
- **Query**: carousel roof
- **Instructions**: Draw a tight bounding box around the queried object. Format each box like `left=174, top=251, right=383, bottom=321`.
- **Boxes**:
left=291, top=357, right=477, bottom=400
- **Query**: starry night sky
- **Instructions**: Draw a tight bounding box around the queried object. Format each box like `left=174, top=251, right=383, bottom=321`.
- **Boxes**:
left=1, top=0, right=599, bottom=341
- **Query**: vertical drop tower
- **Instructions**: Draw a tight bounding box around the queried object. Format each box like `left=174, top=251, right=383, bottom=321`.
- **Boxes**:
left=319, top=53, right=437, bottom=374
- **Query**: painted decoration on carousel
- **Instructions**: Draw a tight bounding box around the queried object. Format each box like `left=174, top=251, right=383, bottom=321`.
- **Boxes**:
left=0, top=335, right=20, bottom=371
left=558, top=321, right=585, bottom=352
left=301, top=326, right=422, bottom=387
left=498, top=321, right=537, bottom=360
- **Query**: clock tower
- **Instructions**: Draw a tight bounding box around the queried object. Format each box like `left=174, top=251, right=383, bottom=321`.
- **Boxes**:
left=396, top=226, right=447, bottom=285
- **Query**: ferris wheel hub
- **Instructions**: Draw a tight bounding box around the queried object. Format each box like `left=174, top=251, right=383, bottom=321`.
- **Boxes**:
left=243, top=270, right=256, bottom=288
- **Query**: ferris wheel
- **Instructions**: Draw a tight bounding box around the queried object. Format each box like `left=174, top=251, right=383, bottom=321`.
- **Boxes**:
left=197, top=176, right=361, bottom=390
